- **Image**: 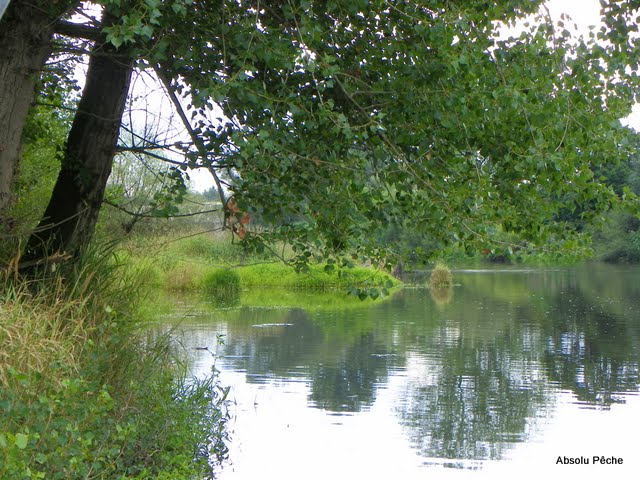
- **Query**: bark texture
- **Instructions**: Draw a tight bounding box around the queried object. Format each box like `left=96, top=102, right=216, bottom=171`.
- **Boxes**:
left=0, top=0, right=76, bottom=225
left=25, top=16, right=133, bottom=263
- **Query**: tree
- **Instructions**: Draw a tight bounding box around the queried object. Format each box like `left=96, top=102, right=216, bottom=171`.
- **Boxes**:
left=103, top=148, right=195, bottom=234
left=24, top=6, right=134, bottom=263
left=6, top=1, right=640, bottom=272
left=0, top=0, right=78, bottom=224
left=156, top=0, right=639, bottom=268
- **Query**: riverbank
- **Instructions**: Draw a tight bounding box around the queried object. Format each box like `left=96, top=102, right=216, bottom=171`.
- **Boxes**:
left=1, top=231, right=401, bottom=478
left=119, top=231, right=400, bottom=294
left=0, top=250, right=229, bottom=479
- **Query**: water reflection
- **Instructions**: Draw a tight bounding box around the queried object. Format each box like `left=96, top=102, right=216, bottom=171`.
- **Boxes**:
left=542, top=279, right=640, bottom=407
left=222, top=308, right=324, bottom=381
left=159, top=264, right=640, bottom=474
left=393, top=275, right=553, bottom=463
left=308, top=332, right=395, bottom=412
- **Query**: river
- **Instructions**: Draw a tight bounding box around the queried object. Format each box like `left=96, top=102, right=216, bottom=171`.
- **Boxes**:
left=158, top=264, right=640, bottom=479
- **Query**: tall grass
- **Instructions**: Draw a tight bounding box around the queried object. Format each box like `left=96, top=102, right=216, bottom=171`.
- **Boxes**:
left=0, top=247, right=229, bottom=479
left=0, top=281, right=89, bottom=386
left=428, top=262, right=454, bottom=288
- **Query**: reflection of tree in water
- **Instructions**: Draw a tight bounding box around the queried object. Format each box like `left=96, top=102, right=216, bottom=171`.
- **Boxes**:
left=542, top=286, right=640, bottom=407
left=221, top=307, right=400, bottom=412
left=397, top=342, right=550, bottom=462
left=222, top=308, right=325, bottom=378
left=387, top=276, right=555, bottom=463
left=394, top=267, right=640, bottom=463
left=308, top=333, right=394, bottom=412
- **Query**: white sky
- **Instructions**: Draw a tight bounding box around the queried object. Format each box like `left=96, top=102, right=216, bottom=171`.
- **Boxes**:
left=547, top=0, right=602, bottom=30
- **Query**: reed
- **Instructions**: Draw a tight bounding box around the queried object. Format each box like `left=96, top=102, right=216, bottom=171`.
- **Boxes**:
left=428, top=262, right=454, bottom=288
left=0, top=281, right=89, bottom=386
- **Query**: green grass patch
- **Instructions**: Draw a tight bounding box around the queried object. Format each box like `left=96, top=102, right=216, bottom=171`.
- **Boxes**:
left=117, top=231, right=401, bottom=293
left=202, top=268, right=241, bottom=292
left=235, top=262, right=398, bottom=289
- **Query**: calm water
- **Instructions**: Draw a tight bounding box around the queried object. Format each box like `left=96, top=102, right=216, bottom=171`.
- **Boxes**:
left=159, top=265, right=640, bottom=479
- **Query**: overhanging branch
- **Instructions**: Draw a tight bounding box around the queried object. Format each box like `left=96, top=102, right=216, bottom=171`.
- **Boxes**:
left=54, top=20, right=103, bottom=42
left=153, top=66, right=228, bottom=208
left=104, top=199, right=222, bottom=218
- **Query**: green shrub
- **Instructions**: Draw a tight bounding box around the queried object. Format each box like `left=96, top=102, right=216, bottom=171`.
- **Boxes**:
left=593, top=211, right=640, bottom=263
left=1, top=360, right=229, bottom=480
left=202, top=268, right=241, bottom=292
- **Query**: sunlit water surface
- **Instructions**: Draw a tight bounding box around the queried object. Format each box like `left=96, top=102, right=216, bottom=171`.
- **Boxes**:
left=157, top=265, right=640, bottom=480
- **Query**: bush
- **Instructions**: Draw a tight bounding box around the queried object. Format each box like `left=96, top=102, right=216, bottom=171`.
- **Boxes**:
left=1, top=361, right=229, bottom=480
left=202, top=268, right=241, bottom=292
left=593, top=210, right=640, bottom=264
left=428, top=262, right=454, bottom=288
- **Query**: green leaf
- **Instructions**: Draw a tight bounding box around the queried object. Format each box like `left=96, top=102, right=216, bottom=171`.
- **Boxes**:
left=15, top=433, right=29, bottom=449
left=106, top=32, right=123, bottom=49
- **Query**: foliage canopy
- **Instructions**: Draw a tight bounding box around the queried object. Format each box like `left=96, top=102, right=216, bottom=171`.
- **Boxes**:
left=3, top=0, right=640, bottom=270
left=106, top=0, right=640, bottom=263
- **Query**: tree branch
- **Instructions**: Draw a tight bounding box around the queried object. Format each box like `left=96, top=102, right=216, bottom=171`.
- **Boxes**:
left=54, top=20, right=103, bottom=42
left=153, top=66, right=228, bottom=207
left=114, top=145, right=190, bottom=168
left=104, top=199, right=223, bottom=218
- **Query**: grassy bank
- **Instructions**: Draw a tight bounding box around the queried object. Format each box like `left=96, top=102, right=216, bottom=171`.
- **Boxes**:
left=0, top=252, right=228, bottom=479
left=235, top=262, right=397, bottom=289
left=118, top=231, right=400, bottom=294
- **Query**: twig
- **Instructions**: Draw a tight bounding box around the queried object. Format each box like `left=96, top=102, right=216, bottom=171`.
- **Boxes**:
left=153, top=67, right=228, bottom=210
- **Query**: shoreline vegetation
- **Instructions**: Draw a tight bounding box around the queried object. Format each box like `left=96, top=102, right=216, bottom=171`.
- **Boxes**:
left=3, top=2, right=640, bottom=477
left=118, top=231, right=401, bottom=295
left=0, top=248, right=229, bottom=480
left=2, top=228, right=637, bottom=479
left=2, top=226, right=638, bottom=479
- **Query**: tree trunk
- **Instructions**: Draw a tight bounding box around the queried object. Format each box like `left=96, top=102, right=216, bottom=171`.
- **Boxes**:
left=25, top=14, right=133, bottom=264
left=0, top=0, right=77, bottom=226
